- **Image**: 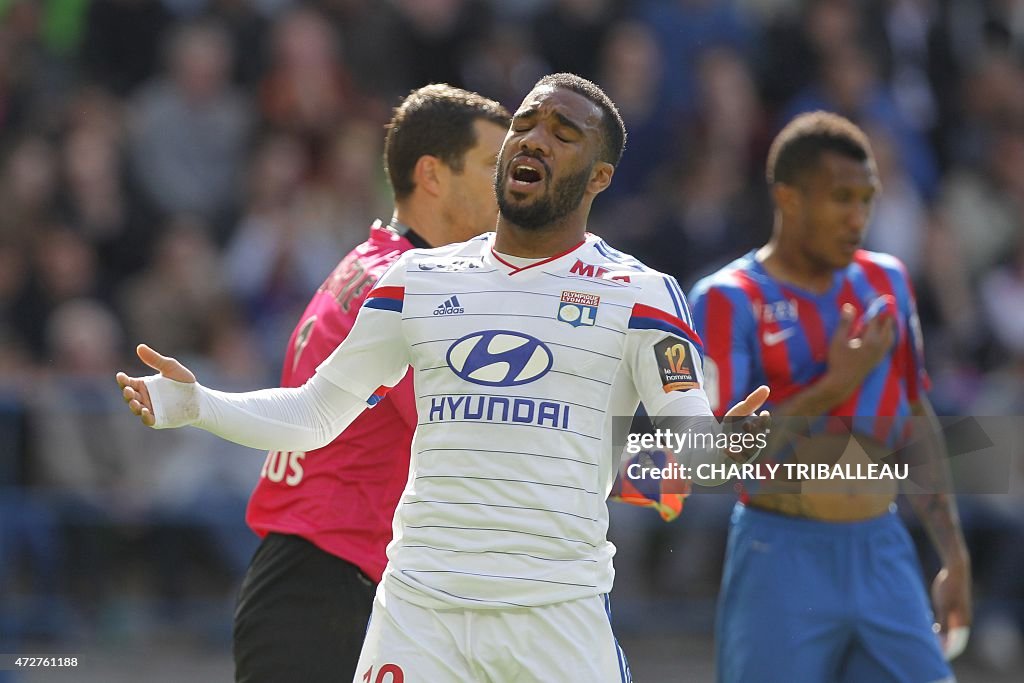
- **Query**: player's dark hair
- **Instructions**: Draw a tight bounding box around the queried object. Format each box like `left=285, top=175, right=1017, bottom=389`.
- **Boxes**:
left=535, top=73, right=627, bottom=167
left=384, top=84, right=509, bottom=201
left=766, top=111, right=875, bottom=185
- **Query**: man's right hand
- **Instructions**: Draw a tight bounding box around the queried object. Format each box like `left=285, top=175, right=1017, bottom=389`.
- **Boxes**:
left=822, top=303, right=895, bottom=399
left=116, top=344, right=196, bottom=427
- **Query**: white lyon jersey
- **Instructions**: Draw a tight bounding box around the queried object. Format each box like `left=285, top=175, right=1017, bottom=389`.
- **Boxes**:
left=315, top=232, right=713, bottom=609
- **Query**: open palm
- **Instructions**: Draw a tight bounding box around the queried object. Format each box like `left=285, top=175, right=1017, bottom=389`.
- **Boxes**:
left=115, top=344, right=195, bottom=426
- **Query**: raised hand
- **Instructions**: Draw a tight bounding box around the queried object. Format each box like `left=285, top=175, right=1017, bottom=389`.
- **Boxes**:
left=115, top=344, right=196, bottom=427
left=825, top=303, right=895, bottom=396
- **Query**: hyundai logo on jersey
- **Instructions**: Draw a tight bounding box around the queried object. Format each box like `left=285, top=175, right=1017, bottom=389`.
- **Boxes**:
left=557, top=290, right=599, bottom=327
left=446, top=330, right=553, bottom=386
left=427, top=395, right=570, bottom=429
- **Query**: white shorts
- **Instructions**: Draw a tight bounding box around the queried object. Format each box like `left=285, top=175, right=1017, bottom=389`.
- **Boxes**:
left=353, top=585, right=632, bottom=682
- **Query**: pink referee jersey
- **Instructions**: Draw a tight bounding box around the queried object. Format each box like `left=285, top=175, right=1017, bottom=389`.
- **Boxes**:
left=246, top=221, right=418, bottom=582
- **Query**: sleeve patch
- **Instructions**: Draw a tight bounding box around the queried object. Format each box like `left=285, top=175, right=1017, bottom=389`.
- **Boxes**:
left=654, top=336, right=700, bottom=393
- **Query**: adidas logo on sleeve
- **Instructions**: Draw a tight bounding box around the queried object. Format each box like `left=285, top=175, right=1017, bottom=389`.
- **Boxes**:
left=433, top=295, right=465, bottom=316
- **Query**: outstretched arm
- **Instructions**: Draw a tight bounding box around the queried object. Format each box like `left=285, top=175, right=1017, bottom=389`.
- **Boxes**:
left=117, top=344, right=370, bottom=452
left=116, top=260, right=412, bottom=453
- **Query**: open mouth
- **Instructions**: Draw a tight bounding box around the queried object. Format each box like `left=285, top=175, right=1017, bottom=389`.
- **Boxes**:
left=508, top=156, right=546, bottom=189
left=513, top=166, right=542, bottom=183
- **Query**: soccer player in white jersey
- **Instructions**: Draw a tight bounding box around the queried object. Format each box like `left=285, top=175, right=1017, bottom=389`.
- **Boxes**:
left=117, top=73, right=768, bottom=682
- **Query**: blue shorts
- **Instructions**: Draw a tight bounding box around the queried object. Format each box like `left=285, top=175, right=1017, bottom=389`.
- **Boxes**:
left=716, top=503, right=953, bottom=683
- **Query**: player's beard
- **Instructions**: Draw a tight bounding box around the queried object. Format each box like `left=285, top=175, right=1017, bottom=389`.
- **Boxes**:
left=496, top=162, right=591, bottom=231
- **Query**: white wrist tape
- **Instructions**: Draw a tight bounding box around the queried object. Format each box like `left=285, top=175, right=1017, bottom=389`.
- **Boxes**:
left=143, top=375, right=201, bottom=429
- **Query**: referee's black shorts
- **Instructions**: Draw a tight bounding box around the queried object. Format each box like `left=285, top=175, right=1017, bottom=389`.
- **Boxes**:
left=233, top=533, right=376, bottom=683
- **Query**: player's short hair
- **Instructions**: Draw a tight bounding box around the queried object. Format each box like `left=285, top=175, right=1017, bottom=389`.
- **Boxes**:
left=385, top=84, right=509, bottom=201
left=535, top=73, right=627, bottom=167
left=766, top=111, right=875, bottom=186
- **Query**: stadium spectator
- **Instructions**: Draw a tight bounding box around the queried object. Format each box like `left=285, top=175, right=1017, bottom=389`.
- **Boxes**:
left=633, top=0, right=755, bottom=117
left=127, top=20, right=252, bottom=234
left=259, top=6, right=365, bottom=145
left=938, top=125, right=1024, bottom=284
left=0, top=135, right=60, bottom=243
left=221, top=130, right=332, bottom=365
left=979, top=226, right=1024, bottom=363
left=861, top=125, right=928, bottom=278
left=594, top=19, right=672, bottom=205
left=532, top=0, right=620, bottom=81
left=20, top=225, right=102, bottom=358
left=59, top=108, right=154, bottom=287
left=781, top=40, right=940, bottom=198
left=119, top=216, right=233, bottom=358
left=628, top=45, right=771, bottom=285
left=387, top=0, right=493, bottom=92
left=29, top=299, right=161, bottom=614
left=459, top=22, right=549, bottom=111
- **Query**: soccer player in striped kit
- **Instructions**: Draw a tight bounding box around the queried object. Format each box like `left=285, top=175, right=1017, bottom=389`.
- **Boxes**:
left=233, top=85, right=508, bottom=682
left=117, top=73, right=768, bottom=682
left=689, top=111, right=971, bottom=683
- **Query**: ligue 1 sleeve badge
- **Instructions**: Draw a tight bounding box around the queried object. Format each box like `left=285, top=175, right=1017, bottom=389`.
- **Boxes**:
left=654, top=336, right=700, bottom=392
left=557, top=290, right=600, bottom=327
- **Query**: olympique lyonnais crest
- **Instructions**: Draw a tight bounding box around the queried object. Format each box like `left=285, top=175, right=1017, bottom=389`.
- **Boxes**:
left=557, top=290, right=600, bottom=327
left=654, top=336, right=699, bottom=392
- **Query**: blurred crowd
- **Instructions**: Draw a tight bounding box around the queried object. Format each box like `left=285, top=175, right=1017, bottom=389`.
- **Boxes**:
left=1, top=0, right=1023, bottom=670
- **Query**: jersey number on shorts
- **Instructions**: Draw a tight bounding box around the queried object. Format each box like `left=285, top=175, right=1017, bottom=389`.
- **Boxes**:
left=362, top=663, right=404, bottom=683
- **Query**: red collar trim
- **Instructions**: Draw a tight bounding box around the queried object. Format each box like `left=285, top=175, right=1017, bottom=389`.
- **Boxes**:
left=491, top=238, right=587, bottom=275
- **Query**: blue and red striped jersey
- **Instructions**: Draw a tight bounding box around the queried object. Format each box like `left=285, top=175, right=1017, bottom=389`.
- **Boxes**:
left=688, top=249, right=930, bottom=446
